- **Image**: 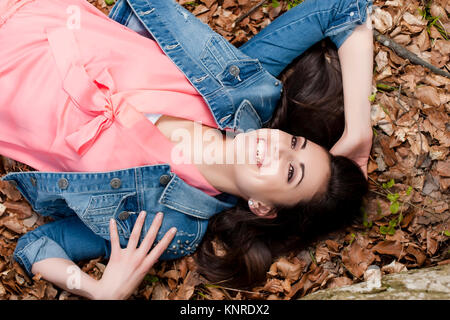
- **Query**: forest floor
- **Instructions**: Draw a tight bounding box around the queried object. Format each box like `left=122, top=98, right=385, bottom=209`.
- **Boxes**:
left=0, top=0, right=449, bottom=300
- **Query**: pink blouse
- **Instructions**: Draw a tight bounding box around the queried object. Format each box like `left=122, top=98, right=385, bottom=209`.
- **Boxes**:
left=0, top=0, right=221, bottom=196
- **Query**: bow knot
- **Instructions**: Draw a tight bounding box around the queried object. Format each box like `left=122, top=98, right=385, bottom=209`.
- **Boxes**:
left=64, top=66, right=119, bottom=156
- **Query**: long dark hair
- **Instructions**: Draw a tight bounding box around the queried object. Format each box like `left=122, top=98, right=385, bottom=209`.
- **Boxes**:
left=195, top=39, right=368, bottom=288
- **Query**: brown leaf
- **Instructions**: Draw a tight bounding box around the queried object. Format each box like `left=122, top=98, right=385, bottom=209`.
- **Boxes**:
left=250, top=8, right=264, bottom=21
left=415, top=86, right=441, bottom=107
left=439, top=177, right=450, bottom=191
left=0, top=203, right=6, bottom=217
left=415, top=28, right=430, bottom=51
left=315, top=244, right=330, bottom=264
left=405, top=244, right=426, bottom=266
left=402, top=12, right=427, bottom=26
left=342, top=242, right=376, bottom=278
left=375, top=50, right=389, bottom=71
left=200, top=0, right=216, bottom=8
left=162, top=269, right=180, bottom=281
left=0, top=181, right=22, bottom=201
left=303, top=266, right=329, bottom=296
left=45, top=284, right=58, bottom=299
left=178, top=258, right=188, bottom=279
left=0, top=282, right=6, bottom=297
left=151, top=282, right=170, bottom=300
left=430, top=4, right=448, bottom=23
left=372, top=7, right=393, bottom=33
left=426, top=229, right=439, bottom=255
left=372, top=240, right=404, bottom=259
left=3, top=200, right=33, bottom=219
left=192, top=4, right=209, bottom=16
left=270, top=257, right=302, bottom=282
left=0, top=216, right=27, bottom=234
left=325, top=240, right=341, bottom=252
left=379, top=135, right=398, bottom=166
left=436, top=159, right=450, bottom=177
left=174, top=270, right=201, bottom=300
left=222, top=0, right=236, bottom=9
left=381, top=260, right=408, bottom=274
left=262, top=279, right=285, bottom=294
left=207, top=286, right=225, bottom=300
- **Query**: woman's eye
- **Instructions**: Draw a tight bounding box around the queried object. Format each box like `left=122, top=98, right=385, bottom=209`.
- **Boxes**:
left=288, top=164, right=294, bottom=182
left=291, top=136, right=297, bottom=149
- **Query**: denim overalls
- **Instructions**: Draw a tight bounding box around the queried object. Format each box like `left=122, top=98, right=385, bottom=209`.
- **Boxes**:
left=1, top=0, right=372, bottom=275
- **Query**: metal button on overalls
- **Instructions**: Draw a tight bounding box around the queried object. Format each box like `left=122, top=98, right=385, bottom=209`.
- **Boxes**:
left=110, top=178, right=122, bottom=189
left=159, top=174, right=170, bottom=186
left=58, top=178, right=69, bottom=190
left=229, top=65, right=240, bottom=78
left=118, top=211, right=130, bottom=220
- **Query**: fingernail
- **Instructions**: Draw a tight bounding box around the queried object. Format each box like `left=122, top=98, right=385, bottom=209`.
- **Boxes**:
left=170, top=227, right=177, bottom=234
left=140, top=210, right=146, bottom=217
left=157, top=212, right=163, bottom=218
left=110, top=218, right=115, bottom=225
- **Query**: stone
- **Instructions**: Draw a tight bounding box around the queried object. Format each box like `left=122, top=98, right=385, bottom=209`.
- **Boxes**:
left=301, top=264, right=450, bottom=300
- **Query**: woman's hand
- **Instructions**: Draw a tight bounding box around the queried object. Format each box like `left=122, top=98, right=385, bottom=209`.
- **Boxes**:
left=93, top=210, right=177, bottom=300
left=330, top=128, right=373, bottom=179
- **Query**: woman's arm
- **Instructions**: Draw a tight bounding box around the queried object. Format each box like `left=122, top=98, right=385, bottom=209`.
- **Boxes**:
left=31, top=211, right=176, bottom=300
left=330, top=21, right=374, bottom=178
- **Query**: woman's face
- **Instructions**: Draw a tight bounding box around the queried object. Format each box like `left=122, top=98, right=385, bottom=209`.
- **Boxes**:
left=231, top=128, right=331, bottom=208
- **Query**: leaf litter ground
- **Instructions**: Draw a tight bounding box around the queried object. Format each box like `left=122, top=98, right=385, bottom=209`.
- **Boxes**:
left=0, top=0, right=449, bottom=300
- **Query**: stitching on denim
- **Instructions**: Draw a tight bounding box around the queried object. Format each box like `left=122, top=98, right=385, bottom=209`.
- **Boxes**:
left=163, top=200, right=209, bottom=218
left=200, top=36, right=225, bottom=78
left=124, top=8, right=133, bottom=26
left=162, top=177, right=211, bottom=217
left=135, top=167, right=141, bottom=213
left=15, top=236, right=48, bottom=273
left=109, top=0, right=121, bottom=20
left=327, top=19, right=357, bottom=34
left=234, top=99, right=262, bottom=129
left=243, top=8, right=336, bottom=49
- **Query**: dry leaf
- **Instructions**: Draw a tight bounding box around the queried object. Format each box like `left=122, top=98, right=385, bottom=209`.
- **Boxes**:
left=372, top=7, right=393, bottom=33
left=342, top=242, right=376, bottom=278
left=381, top=260, right=408, bottom=274
left=372, top=240, right=404, bottom=259
left=415, top=86, right=441, bottom=107
left=0, top=181, right=22, bottom=201
left=174, top=271, right=201, bottom=300
left=270, top=257, right=302, bottom=281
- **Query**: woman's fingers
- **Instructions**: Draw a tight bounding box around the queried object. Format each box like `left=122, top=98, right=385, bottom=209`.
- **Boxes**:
left=127, top=210, right=147, bottom=249
left=109, top=218, right=120, bottom=257
left=138, top=212, right=163, bottom=255
left=142, top=227, right=177, bottom=271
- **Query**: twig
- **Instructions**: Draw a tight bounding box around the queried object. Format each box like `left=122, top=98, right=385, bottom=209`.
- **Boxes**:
left=233, top=0, right=268, bottom=28
left=373, top=30, right=450, bottom=79
left=206, top=284, right=258, bottom=295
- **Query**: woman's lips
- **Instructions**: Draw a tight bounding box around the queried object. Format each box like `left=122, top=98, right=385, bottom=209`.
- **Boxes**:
left=256, top=137, right=266, bottom=168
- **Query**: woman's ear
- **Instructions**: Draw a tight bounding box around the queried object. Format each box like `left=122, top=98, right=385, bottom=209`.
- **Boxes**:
left=248, top=199, right=277, bottom=219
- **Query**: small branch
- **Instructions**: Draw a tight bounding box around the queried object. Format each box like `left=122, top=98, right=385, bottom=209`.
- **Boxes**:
left=373, top=30, right=450, bottom=79
left=233, top=0, right=268, bottom=28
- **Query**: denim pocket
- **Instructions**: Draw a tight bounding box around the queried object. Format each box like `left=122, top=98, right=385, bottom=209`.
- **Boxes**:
left=83, top=191, right=137, bottom=238
left=216, top=59, right=263, bottom=87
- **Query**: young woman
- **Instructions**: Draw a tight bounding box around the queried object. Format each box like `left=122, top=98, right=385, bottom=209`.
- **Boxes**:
left=0, top=0, right=373, bottom=299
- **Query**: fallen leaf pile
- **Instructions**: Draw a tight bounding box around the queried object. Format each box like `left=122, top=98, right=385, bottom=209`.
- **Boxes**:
left=0, top=0, right=448, bottom=300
